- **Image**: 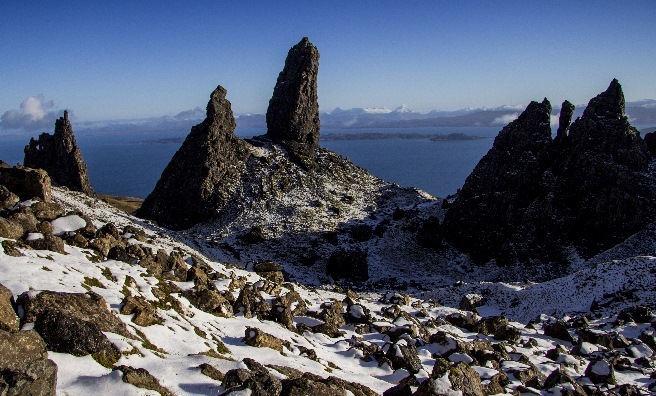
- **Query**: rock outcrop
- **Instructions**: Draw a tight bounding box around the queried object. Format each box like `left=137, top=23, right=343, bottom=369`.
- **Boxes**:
left=24, top=111, right=94, bottom=196
left=138, top=86, right=251, bottom=229
left=265, top=37, right=320, bottom=167
left=442, top=99, right=554, bottom=264
left=443, top=79, right=656, bottom=266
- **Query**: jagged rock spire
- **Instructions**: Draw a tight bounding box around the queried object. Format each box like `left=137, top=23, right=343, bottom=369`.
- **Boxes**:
left=138, top=85, right=250, bottom=229
left=444, top=79, right=656, bottom=266
left=265, top=37, right=320, bottom=154
left=582, top=78, right=625, bottom=120
left=442, top=98, right=553, bottom=264
left=555, top=100, right=575, bottom=143
left=24, top=111, right=94, bottom=196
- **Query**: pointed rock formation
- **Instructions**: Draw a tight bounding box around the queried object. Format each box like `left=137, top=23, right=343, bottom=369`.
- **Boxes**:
left=24, top=111, right=94, bottom=196
left=138, top=86, right=251, bottom=229
left=265, top=37, right=320, bottom=167
left=443, top=80, right=656, bottom=266
left=555, top=100, right=574, bottom=143
left=442, top=99, right=554, bottom=264
left=551, top=79, right=654, bottom=257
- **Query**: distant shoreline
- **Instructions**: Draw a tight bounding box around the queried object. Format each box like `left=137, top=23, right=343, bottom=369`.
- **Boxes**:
left=139, top=132, right=489, bottom=145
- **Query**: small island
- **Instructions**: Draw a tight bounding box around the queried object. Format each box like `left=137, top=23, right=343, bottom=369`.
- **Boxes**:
left=320, top=132, right=487, bottom=142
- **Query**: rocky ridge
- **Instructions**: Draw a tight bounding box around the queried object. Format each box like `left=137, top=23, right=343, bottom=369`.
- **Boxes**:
left=443, top=79, right=656, bottom=268
left=24, top=111, right=95, bottom=196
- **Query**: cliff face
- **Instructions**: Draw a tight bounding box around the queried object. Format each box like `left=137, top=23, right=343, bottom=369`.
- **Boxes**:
left=23, top=111, right=94, bottom=196
left=138, top=86, right=251, bottom=229
left=443, top=80, right=656, bottom=266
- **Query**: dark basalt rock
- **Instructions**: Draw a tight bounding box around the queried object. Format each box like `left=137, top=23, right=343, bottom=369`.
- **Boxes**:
left=443, top=79, right=656, bottom=266
left=138, top=86, right=251, bottom=229
left=24, top=111, right=94, bottom=196
left=555, top=100, right=575, bottom=144
left=442, top=99, right=554, bottom=264
left=265, top=37, right=320, bottom=166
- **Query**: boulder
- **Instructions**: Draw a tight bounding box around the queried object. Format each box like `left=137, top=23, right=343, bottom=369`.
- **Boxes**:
left=0, top=166, right=52, bottom=202
left=544, top=320, right=575, bottom=343
left=221, top=358, right=282, bottom=396
left=0, top=283, right=19, bottom=332
left=119, top=296, right=161, bottom=326
left=16, top=290, right=129, bottom=337
left=585, top=359, right=616, bottom=385
left=244, top=327, right=287, bottom=353
left=0, top=329, right=57, bottom=396
left=326, top=247, right=369, bottom=282
left=33, top=310, right=120, bottom=364
left=114, top=365, right=174, bottom=396
left=182, top=288, right=233, bottom=317
left=385, top=338, right=422, bottom=373
left=0, top=218, right=23, bottom=239
left=24, top=111, right=94, bottom=195
left=0, top=185, right=19, bottom=209
left=233, top=285, right=271, bottom=319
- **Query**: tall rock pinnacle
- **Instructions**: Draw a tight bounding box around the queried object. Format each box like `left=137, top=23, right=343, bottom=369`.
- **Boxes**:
left=24, top=111, right=94, bottom=196
left=555, top=100, right=575, bottom=143
left=138, top=86, right=250, bottom=229
left=265, top=37, right=320, bottom=160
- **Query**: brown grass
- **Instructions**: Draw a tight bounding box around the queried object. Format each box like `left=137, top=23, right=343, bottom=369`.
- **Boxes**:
left=98, top=194, right=143, bottom=214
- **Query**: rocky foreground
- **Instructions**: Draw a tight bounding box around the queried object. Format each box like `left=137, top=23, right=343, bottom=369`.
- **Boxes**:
left=1, top=165, right=655, bottom=395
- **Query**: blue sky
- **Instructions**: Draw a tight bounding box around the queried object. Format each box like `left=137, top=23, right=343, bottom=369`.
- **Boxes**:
left=1, top=1, right=655, bottom=129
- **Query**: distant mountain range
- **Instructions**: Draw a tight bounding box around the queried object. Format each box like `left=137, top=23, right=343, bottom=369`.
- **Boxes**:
left=237, top=99, right=656, bottom=129
left=61, top=99, right=656, bottom=137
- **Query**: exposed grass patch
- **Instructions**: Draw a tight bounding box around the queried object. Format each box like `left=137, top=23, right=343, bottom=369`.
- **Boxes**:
left=41, top=266, right=52, bottom=271
left=98, top=194, right=143, bottom=214
left=83, top=276, right=105, bottom=289
left=133, top=328, right=166, bottom=354
left=100, top=267, right=115, bottom=282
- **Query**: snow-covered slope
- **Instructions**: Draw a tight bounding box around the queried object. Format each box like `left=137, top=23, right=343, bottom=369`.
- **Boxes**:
left=1, top=188, right=654, bottom=395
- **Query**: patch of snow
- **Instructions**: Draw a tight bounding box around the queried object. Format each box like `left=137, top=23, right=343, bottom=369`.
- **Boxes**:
left=51, top=214, right=87, bottom=236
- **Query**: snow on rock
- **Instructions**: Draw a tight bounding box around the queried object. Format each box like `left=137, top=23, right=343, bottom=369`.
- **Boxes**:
left=51, top=214, right=87, bottom=235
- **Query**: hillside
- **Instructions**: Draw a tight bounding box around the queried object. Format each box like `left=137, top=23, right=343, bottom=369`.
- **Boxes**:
left=1, top=185, right=655, bottom=395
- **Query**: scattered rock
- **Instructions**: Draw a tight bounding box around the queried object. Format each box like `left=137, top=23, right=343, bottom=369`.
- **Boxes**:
left=114, top=365, right=174, bottom=396
left=119, top=296, right=161, bottom=326
left=244, top=327, right=287, bottom=353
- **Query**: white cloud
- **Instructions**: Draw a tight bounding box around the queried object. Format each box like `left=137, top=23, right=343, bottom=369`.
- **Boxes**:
left=491, top=112, right=519, bottom=125
left=0, top=95, right=61, bottom=131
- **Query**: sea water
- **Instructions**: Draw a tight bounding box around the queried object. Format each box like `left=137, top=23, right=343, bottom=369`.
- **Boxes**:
left=0, top=126, right=498, bottom=199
